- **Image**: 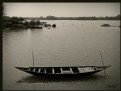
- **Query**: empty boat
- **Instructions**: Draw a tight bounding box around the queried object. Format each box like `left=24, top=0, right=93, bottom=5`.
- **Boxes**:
left=15, top=65, right=111, bottom=76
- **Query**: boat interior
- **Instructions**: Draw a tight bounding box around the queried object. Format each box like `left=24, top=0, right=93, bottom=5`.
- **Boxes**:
left=27, top=66, right=98, bottom=74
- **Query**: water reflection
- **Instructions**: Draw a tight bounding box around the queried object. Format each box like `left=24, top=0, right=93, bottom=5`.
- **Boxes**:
left=4, top=28, right=27, bottom=31
left=17, top=74, right=106, bottom=83
left=3, top=28, right=43, bottom=32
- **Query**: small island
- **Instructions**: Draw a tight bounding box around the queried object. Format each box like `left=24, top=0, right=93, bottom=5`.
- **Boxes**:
left=3, top=16, right=56, bottom=29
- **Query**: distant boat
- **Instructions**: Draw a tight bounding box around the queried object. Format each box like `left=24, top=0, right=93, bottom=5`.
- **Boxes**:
left=15, top=65, right=111, bottom=76
left=101, top=24, right=111, bottom=27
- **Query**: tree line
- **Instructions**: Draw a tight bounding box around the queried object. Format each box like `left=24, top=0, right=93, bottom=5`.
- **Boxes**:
left=2, top=16, right=55, bottom=28
left=24, top=15, right=120, bottom=20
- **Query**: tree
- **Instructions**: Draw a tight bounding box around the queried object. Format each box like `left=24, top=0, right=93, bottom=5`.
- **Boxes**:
left=30, top=20, right=36, bottom=25
left=46, top=15, right=57, bottom=20
left=36, top=20, right=40, bottom=25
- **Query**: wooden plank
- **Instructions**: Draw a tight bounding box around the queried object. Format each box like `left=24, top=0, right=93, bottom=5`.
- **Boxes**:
left=33, top=68, right=35, bottom=72
left=60, top=68, right=63, bottom=74
left=70, top=67, right=73, bottom=73
left=44, top=69, right=46, bottom=73
left=78, top=67, right=85, bottom=73
left=52, top=68, right=55, bottom=74
left=38, top=68, right=41, bottom=73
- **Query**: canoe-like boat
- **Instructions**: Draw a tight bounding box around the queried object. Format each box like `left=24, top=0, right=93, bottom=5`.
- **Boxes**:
left=101, top=24, right=110, bottom=27
left=15, top=65, right=111, bottom=76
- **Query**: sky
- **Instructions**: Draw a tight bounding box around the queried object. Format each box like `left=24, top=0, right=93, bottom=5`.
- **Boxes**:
left=3, top=3, right=120, bottom=17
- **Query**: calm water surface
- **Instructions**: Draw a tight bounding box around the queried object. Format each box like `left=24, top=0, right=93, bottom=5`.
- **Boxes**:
left=3, top=20, right=120, bottom=90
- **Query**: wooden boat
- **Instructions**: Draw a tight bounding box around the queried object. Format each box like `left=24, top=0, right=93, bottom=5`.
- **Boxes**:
left=15, top=65, right=111, bottom=76
left=15, top=50, right=111, bottom=77
left=101, top=24, right=110, bottom=27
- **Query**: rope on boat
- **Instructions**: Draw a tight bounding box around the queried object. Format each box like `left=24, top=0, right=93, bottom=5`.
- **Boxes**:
left=32, top=50, right=35, bottom=68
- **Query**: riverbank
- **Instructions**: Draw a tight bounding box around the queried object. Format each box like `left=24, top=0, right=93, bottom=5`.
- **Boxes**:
left=3, top=16, right=56, bottom=29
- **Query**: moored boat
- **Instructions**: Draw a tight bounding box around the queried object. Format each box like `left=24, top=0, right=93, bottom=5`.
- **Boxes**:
left=15, top=65, right=111, bottom=76
left=15, top=50, right=111, bottom=77
left=101, top=24, right=111, bottom=27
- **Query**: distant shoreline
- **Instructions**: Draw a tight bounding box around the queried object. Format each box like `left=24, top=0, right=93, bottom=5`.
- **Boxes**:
left=3, top=15, right=120, bottom=21
left=23, top=19, right=121, bottom=21
left=3, top=15, right=120, bottom=29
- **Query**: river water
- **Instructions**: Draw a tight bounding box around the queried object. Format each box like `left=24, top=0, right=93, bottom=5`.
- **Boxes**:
left=3, top=20, right=120, bottom=90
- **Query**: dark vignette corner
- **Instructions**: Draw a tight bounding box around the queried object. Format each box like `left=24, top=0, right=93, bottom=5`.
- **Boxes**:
left=0, top=0, right=3, bottom=91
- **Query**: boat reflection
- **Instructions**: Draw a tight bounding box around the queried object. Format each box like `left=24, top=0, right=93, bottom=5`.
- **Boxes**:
left=16, top=74, right=106, bottom=83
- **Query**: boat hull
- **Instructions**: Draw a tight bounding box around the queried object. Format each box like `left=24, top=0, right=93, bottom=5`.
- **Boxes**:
left=15, top=66, right=111, bottom=77
left=22, top=70, right=100, bottom=77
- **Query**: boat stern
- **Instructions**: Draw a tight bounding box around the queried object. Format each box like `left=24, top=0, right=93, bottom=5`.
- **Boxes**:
left=97, top=65, right=111, bottom=71
left=15, top=67, right=28, bottom=71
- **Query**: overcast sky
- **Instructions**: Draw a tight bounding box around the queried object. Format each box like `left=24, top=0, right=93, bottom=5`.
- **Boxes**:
left=4, top=3, right=120, bottom=17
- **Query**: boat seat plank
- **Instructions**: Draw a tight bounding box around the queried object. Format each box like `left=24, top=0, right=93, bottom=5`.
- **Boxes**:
left=60, top=68, right=63, bottom=73
left=52, top=68, right=55, bottom=74
left=38, top=68, right=41, bottom=73
left=61, top=67, right=73, bottom=74
left=28, top=68, right=31, bottom=71
left=93, top=66, right=98, bottom=70
left=45, top=69, right=46, bottom=73
left=70, top=68, right=73, bottom=73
